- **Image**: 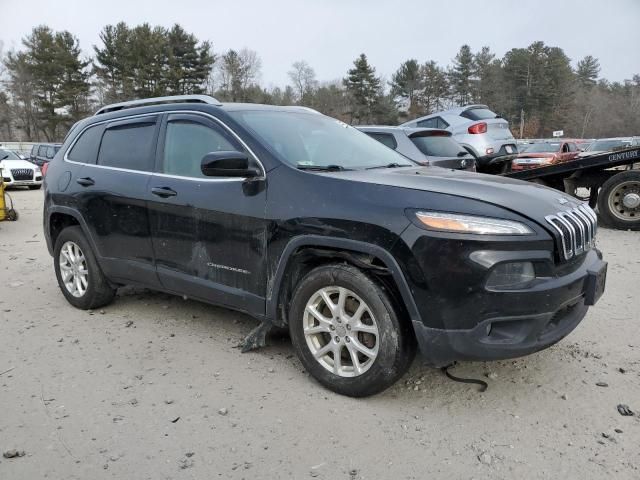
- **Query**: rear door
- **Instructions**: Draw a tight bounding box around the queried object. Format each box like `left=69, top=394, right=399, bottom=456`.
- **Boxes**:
left=73, top=115, right=161, bottom=287
left=147, top=112, right=268, bottom=316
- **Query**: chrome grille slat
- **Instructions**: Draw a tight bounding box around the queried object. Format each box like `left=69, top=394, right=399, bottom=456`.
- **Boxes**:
left=545, top=204, right=598, bottom=261
left=11, top=168, right=34, bottom=181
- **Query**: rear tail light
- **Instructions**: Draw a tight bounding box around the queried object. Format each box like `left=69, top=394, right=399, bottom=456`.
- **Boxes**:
left=468, top=122, right=487, bottom=134
left=42, top=163, right=49, bottom=176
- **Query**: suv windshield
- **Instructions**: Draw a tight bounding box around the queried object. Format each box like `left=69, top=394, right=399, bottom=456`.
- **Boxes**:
left=523, top=143, right=561, bottom=153
left=460, top=108, right=498, bottom=121
left=0, top=148, right=21, bottom=160
left=410, top=134, right=468, bottom=158
left=228, top=110, right=414, bottom=170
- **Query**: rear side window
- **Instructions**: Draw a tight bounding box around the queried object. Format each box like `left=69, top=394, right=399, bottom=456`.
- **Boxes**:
left=416, top=118, right=438, bottom=129
left=67, top=125, right=104, bottom=164
left=410, top=135, right=466, bottom=158
left=365, top=132, right=398, bottom=150
left=46, top=146, right=55, bottom=159
left=460, top=108, right=498, bottom=121
left=162, top=120, right=240, bottom=178
left=97, top=121, right=156, bottom=171
left=38, top=145, right=47, bottom=156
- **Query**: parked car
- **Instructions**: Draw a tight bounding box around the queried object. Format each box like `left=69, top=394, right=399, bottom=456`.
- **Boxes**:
left=356, top=126, right=475, bottom=171
left=579, top=137, right=640, bottom=156
left=511, top=141, right=580, bottom=171
left=30, top=143, right=62, bottom=168
left=0, top=148, right=43, bottom=189
left=400, top=105, right=517, bottom=173
left=43, top=95, right=607, bottom=397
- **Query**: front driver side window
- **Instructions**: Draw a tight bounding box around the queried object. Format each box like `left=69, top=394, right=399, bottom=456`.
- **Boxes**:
left=163, top=120, right=240, bottom=178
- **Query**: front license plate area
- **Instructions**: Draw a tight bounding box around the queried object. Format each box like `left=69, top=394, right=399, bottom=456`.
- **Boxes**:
left=584, top=262, right=607, bottom=306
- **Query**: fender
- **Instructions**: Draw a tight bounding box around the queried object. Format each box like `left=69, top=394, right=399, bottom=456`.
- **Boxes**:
left=266, top=235, right=422, bottom=326
left=44, top=205, right=98, bottom=257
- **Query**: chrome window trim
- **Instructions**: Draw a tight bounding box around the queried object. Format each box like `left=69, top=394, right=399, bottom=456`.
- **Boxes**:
left=63, top=110, right=266, bottom=182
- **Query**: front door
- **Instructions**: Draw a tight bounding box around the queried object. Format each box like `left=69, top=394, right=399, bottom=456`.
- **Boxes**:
left=147, top=113, right=268, bottom=316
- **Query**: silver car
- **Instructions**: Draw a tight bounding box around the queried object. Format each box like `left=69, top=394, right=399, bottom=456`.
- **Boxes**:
left=400, top=105, right=517, bottom=173
left=357, top=126, right=476, bottom=171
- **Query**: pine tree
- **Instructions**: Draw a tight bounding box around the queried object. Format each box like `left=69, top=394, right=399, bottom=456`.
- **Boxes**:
left=5, top=26, right=90, bottom=140
left=576, top=55, right=600, bottom=87
left=448, top=45, right=475, bottom=105
left=343, top=54, right=381, bottom=124
left=419, top=61, right=449, bottom=114
left=389, top=59, right=422, bottom=117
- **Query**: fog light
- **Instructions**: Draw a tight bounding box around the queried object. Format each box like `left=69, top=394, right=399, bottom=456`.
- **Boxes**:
left=486, top=147, right=494, bottom=155
left=486, top=262, right=535, bottom=290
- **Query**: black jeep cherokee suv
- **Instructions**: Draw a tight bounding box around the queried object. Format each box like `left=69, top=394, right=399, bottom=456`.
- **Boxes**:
left=43, top=95, right=607, bottom=397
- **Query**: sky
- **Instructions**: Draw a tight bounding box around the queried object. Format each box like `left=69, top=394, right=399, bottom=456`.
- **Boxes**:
left=1, top=0, right=639, bottom=87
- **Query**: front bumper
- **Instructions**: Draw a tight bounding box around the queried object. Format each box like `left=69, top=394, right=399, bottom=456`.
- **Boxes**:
left=406, top=243, right=606, bottom=366
left=2, top=176, right=42, bottom=187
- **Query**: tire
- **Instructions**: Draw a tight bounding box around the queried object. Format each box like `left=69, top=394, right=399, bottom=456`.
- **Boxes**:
left=289, top=263, right=416, bottom=397
left=53, top=226, right=116, bottom=309
left=28, top=185, right=42, bottom=190
left=597, top=171, right=640, bottom=230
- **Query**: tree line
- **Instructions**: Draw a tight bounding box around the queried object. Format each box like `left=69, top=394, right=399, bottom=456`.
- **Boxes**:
left=1, top=23, right=639, bottom=142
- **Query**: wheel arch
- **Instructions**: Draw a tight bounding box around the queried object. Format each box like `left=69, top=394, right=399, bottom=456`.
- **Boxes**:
left=46, top=206, right=98, bottom=257
left=267, top=235, right=421, bottom=329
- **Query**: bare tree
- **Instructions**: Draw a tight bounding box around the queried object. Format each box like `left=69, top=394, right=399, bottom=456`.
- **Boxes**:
left=288, top=60, right=317, bottom=103
left=216, top=48, right=262, bottom=102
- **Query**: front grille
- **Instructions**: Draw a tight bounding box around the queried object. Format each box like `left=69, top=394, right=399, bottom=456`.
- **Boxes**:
left=545, top=205, right=597, bottom=261
left=11, top=168, right=34, bottom=181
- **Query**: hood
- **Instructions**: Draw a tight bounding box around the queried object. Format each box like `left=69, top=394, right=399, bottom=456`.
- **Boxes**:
left=517, top=152, right=556, bottom=159
left=327, top=166, right=581, bottom=223
left=0, top=159, right=37, bottom=170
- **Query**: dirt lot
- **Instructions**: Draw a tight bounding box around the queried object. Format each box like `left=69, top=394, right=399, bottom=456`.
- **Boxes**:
left=1, top=188, right=639, bottom=479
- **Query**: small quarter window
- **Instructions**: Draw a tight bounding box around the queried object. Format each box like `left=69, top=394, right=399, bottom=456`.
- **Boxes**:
left=68, top=125, right=104, bottom=164
left=365, top=132, right=398, bottom=150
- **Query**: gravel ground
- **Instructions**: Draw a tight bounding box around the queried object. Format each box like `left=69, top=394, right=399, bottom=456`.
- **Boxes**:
left=1, top=188, right=639, bottom=479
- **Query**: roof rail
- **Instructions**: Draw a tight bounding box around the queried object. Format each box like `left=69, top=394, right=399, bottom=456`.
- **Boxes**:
left=95, top=95, right=222, bottom=115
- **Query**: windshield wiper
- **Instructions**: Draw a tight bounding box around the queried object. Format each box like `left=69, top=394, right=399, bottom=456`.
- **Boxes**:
left=0, top=154, right=8, bottom=160
left=366, top=163, right=413, bottom=170
left=297, top=164, right=349, bottom=172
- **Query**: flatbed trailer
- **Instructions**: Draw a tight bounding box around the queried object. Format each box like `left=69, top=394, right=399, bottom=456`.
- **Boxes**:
left=503, top=146, right=640, bottom=230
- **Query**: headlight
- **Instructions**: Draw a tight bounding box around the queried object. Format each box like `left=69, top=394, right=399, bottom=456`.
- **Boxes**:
left=414, top=212, right=534, bottom=235
left=34, top=167, right=41, bottom=173
left=486, top=262, right=535, bottom=290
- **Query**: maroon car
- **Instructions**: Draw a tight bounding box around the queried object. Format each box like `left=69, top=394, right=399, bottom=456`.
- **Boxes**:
left=512, top=141, right=580, bottom=171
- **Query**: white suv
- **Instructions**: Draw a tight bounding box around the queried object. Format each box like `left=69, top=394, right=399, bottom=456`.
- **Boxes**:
left=401, top=105, right=517, bottom=173
left=0, top=148, right=43, bottom=189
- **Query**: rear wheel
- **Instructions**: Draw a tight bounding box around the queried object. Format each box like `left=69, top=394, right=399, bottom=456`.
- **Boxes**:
left=289, top=263, right=415, bottom=397
left=53, top=226, right=116, bottom=309
left=597, top=171, right=640, bottom=230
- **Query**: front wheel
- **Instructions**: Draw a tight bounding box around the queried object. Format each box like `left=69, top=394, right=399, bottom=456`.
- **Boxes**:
left=289, top=263, right=415, bottom=397
left=597, top=171, right=640, bottom=230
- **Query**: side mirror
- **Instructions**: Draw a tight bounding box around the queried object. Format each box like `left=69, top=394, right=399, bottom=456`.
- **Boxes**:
left=201, top=151, right=260, bottom=178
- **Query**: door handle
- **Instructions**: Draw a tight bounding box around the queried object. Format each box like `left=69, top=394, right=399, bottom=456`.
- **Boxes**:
left=151, top=187, right=177, bottom=198
left=76, top=177, right=95, bottom=187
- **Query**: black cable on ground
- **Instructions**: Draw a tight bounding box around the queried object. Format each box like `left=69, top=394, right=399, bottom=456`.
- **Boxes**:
left=441, top=363, right=488, bottom=392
